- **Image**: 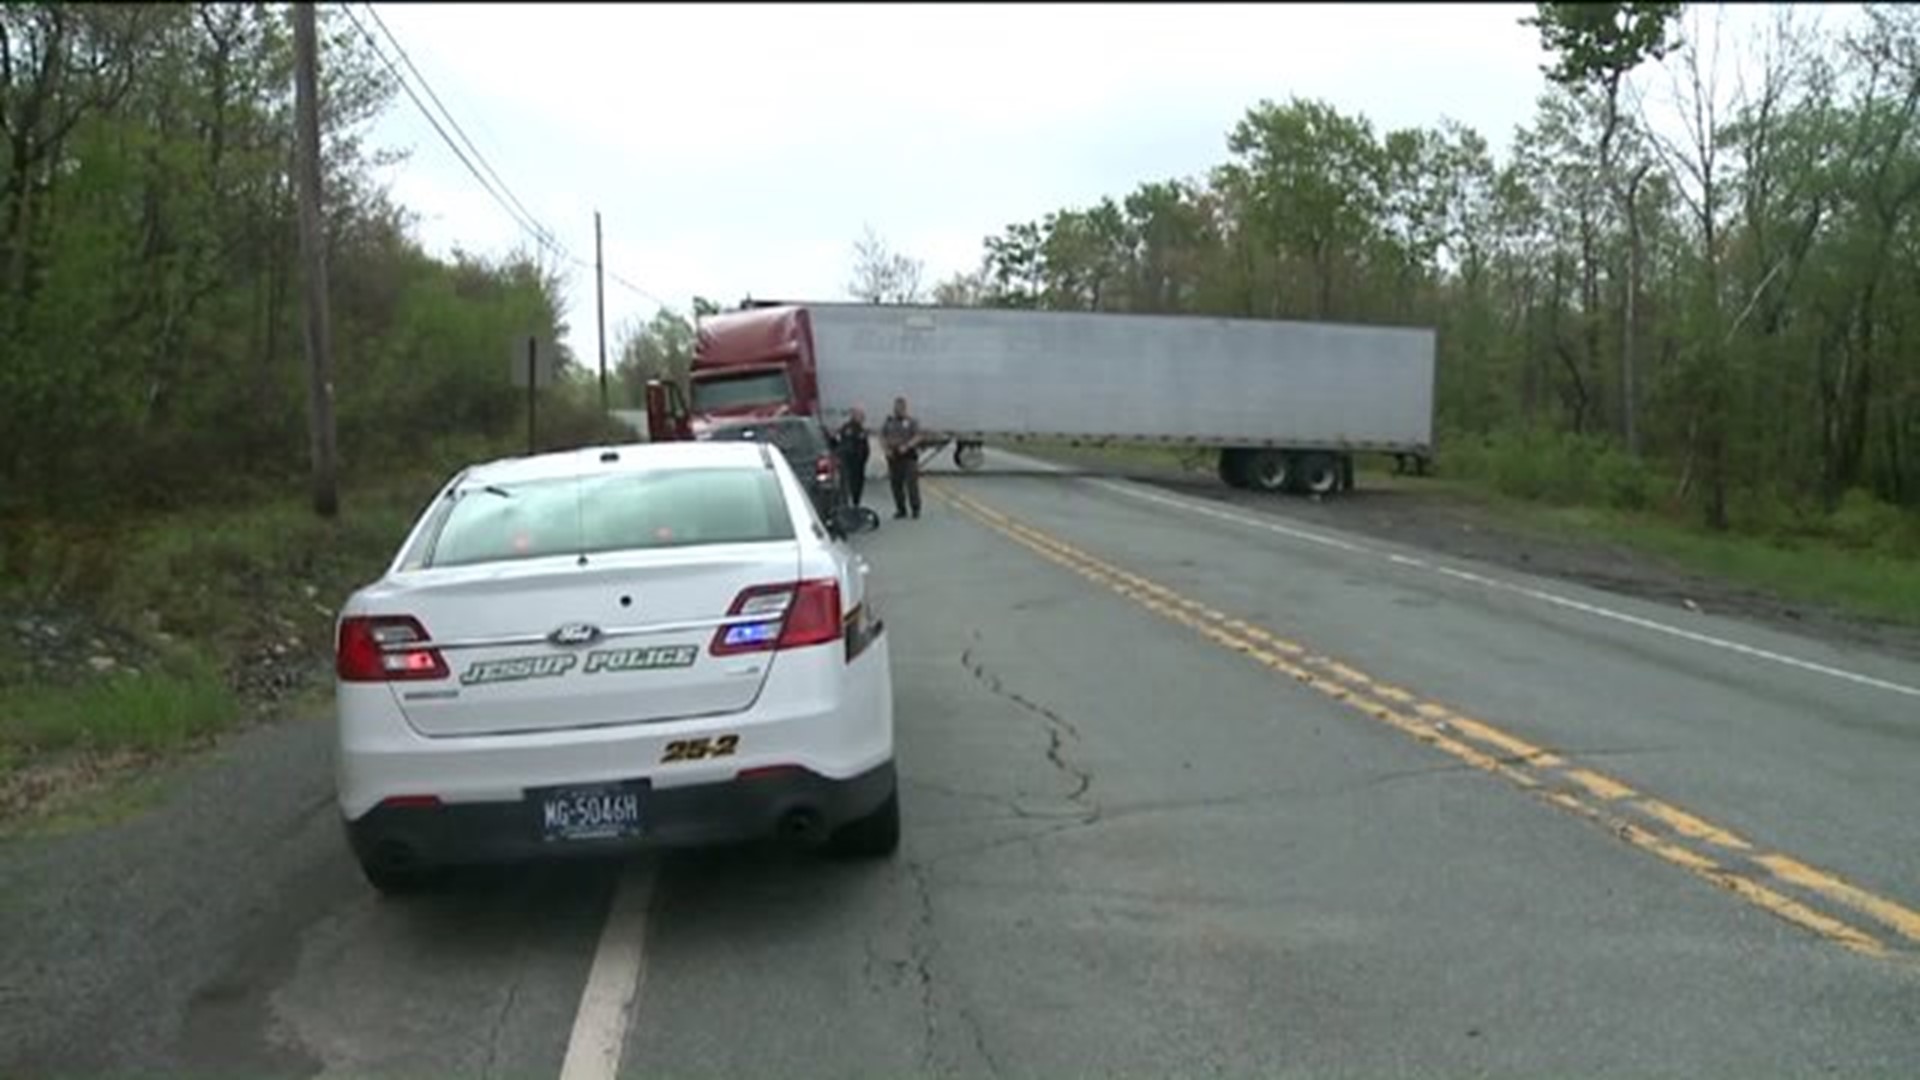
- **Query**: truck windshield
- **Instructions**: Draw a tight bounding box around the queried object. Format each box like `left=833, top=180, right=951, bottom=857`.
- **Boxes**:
left=691, top=370, right=792, bottom=412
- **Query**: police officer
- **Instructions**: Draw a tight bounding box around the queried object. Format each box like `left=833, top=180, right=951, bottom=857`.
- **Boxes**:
left=835, top=406, right=872, bottom=508
left=881, top=395, right=923, bottom=520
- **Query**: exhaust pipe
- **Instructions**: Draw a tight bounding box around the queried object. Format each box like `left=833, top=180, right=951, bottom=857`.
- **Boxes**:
left=372, top=838, right=421, bottom=876
left=779, top=807, right=826, bottom=846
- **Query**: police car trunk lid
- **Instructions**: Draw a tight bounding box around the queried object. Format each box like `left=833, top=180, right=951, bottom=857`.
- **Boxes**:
left=384, top=543, right=799, bottom=738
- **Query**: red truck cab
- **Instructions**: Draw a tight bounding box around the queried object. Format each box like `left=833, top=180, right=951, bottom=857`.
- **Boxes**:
left=645, top=305, right=820, bottom=442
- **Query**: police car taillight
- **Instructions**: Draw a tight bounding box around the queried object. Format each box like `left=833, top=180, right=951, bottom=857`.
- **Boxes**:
left=814, top=454, right=837, bottom=485
left=337, top=615, right=450, bottom=682
left=711, top=579, right=843, bottom=655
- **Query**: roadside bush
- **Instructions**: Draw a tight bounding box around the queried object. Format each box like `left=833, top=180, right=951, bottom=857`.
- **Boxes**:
left=1825, top=489, right=1920, bottom=557
left=1443, top=428, right=1656, bottom=511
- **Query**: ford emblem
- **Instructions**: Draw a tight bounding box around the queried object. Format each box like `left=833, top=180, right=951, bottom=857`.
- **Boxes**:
left=549, top=622, right=602, bottom=647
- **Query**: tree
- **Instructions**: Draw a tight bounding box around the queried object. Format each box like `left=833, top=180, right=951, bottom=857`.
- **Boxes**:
left=1224, top=97, right=1388, bottom=319
left=1121, top=179, right=1220, bottom=313
left=846, top=224, right=924, bottom=304
left=0, top=1, right=585, bottom=519
left=938, top=6, right=1920, bottom=539
left=614, top=307, right=695, bottom=403
left=982, top=221, right=1046, bottom=307
left=1527, top=2, right=1685, bottom=455
left=932, top=266, right=990, bottom=307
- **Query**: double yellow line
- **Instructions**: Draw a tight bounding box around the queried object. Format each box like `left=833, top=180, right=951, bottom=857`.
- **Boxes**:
left=934, top=485, right=1920, bottom=963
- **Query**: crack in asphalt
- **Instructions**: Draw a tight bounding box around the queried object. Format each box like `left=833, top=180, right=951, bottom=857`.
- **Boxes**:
left=922, top=759, right=1481, bottom=869
left=480, top=962, right=522, bottom=1080
left=960, top=644, right=1096, bottom=813
left=903, top=859, right=939, bottom=1073
left=925, top=818, right=1097, bottom=868
left=902, top=858, right=1008, bottom=1078
left=903, top=778, right=1080, bottom=823
left=959, top=1002, right=1006, bottom=1079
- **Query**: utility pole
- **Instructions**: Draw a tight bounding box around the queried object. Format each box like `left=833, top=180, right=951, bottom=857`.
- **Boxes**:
left=595, top=211, right=609, bottom=412
left=293, top=1, right=338, bottom=517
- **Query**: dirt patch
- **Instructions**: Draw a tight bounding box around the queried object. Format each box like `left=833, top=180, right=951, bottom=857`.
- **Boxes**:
left=1028, top=448, right=1920, bottom=664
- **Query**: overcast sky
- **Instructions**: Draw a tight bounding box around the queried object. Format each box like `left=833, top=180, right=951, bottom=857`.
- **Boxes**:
left=360, top=2, right=1850, bottom=364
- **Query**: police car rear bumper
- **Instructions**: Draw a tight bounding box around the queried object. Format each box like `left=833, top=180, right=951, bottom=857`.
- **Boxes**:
left=344, top=760, right=896, bottom=869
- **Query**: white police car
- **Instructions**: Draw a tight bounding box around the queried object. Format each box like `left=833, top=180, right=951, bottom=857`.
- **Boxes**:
left=333, top=440, right=896, bottom=894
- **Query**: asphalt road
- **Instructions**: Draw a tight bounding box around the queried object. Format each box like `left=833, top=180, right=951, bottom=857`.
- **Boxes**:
left=4, top=450, right=1918, bottom=1078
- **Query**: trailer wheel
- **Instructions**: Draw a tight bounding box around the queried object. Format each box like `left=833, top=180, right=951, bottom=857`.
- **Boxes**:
left=954, top=441, right=985, bottom=472
left=1217, top=449, right=1249, bottom=489
left=1300, top=453, right=1341, bottom=496
left=1245, top=449, right=1293, bottom=493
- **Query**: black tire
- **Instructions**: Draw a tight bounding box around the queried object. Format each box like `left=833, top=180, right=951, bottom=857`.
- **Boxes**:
left=1217, top=448, right=1248, bottom=489
left=829, top=789, right=900, bottom=858
left=1300, top=453, right=1340, bottom=496
left=954, top=442, right=986, bottom=472
left=357, top=850, right=442, bottom=897
left=1245, top=449, right=1293, bottom=493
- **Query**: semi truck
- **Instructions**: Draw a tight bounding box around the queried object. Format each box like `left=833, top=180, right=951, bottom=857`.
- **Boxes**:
left=644, top=301, right=1436, bottom=495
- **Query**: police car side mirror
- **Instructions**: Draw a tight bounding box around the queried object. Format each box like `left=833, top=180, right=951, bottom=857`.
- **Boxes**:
left=827, top=506, right=856, bottom=539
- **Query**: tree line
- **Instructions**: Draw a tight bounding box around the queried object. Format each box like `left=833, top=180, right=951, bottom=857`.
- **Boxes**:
left=911, top=3, right=1916, bottom=534
left=0, top=3, right=601, bottom=527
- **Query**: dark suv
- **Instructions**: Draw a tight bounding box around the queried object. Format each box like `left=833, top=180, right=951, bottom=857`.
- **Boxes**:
left=699, top=416, right=847, bottom=523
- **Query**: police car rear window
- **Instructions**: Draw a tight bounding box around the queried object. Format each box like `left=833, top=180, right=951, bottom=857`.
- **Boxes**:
left=422, top=467, right=795, bottom=569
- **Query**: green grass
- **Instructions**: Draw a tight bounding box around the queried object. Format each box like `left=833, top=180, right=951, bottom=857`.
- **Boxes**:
left=0, top=424, right=636, bottom=826
left=1535, top=504, right=1920, bottom=627
left=5, top=472, right=436, bottom=647
left=0, top=656, right=236, bottom=758
left=0, top=468, right=456, bottom=822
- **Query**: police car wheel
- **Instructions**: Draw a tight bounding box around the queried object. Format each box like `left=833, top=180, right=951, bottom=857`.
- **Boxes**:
left=357, top=848, right=442, bottom=897
left=954, top=442, right=985, bottom=472
left=829, top=789, right=900, bottom=858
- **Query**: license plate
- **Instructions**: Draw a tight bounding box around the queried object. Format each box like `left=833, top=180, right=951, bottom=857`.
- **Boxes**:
left=537, top=783, right=644, bottom=842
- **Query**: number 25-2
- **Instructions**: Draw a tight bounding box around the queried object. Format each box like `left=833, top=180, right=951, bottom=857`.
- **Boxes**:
left=661, top=735, right=739, bottom=763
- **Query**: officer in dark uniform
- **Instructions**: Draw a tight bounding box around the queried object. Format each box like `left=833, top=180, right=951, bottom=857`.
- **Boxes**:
left=881, top=396, right=923, bottom=520
left=834, top=406, right=872, bottom=508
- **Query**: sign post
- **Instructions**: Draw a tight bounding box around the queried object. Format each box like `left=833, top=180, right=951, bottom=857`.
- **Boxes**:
left=510, top=334, right=557, bottom=455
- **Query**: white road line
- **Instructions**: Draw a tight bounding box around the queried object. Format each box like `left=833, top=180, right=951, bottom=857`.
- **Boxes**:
left=559, top=861, right=657, bottom=1080
left=1086, top=478, right=1366, bottom=555
left=1071, top=477, right=1920, bottom=702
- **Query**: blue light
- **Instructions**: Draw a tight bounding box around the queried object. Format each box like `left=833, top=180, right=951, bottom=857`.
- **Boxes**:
left=724, top=622, right=780, bottom=646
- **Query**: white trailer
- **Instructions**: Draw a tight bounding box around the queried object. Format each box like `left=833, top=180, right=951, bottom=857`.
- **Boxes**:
left=801, top=302, right=1437, bottom=495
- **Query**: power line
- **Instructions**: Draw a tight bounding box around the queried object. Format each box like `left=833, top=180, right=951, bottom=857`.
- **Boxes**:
left=341, top=3, right=671, bottom=311
left=338, top=5, right=554, bottom=258
left=603, top=265, right=669, bottom=307
left=357, top=3, right=561, bottom=255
